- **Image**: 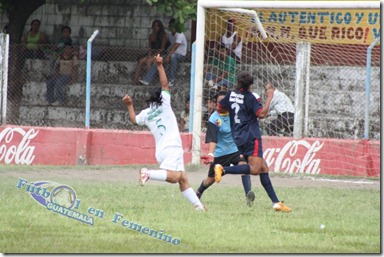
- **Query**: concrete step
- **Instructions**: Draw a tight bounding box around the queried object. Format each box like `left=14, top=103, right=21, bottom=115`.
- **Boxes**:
left=19, top=80, right=192, bottom=129
left=22, top=58, right=192, bottom=84
left=18, top=105, right=135, bottom=130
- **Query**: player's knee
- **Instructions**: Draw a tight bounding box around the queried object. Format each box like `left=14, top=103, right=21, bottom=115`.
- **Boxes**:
left=167, top=172, right=181, bottom=183
left=173, top=173, right=182, bottom=183
left=178, top=172, right=190, bottom=187
left=249, top=165, right=262, bottom=175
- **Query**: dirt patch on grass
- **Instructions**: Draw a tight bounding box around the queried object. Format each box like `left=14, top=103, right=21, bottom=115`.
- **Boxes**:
left=1, top=166, right=379, bottom=191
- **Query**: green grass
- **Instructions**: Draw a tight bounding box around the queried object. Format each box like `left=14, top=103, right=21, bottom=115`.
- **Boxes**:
left=0, top=166, right=380, bottom=253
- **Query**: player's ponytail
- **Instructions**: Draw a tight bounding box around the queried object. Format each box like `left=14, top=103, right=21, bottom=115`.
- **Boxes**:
left=146, top=87, right=163, bottom=108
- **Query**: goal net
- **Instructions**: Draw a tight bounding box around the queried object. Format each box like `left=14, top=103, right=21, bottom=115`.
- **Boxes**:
left=193, top=1, right=380, bottom=176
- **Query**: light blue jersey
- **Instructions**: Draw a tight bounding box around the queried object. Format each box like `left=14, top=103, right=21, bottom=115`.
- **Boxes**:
left=207, top=111, right=238, bottom=157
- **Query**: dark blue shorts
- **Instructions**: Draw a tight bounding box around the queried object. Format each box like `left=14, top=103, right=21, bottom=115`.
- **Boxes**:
left=237, top=138, right=263, bottom=158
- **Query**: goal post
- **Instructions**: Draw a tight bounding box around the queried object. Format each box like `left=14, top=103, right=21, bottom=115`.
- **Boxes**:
left=192, top=1, right=380, bottom=177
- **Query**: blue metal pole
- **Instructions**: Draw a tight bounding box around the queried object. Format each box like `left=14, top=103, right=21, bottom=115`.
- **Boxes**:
left=189, top=42, right=196, bottom=133
left=85, top=30, right=99, bottom=129
left=364, top=37, right=380, bottom=139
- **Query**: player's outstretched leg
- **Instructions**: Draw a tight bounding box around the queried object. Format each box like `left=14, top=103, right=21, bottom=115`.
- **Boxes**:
left=214, top=164, right=251, bottom=183
left=139, top=168, right=206, bottom=211
left=139, top=167, right=167, bottom=186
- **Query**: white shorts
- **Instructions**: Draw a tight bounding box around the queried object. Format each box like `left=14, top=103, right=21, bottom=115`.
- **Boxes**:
left=156, top=146, right=185, bottom=172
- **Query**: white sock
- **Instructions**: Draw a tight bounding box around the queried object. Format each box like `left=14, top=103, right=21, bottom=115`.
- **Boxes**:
left=182, top=187, right=203, bottom=207
left=146, top=169, right=167, bottom=181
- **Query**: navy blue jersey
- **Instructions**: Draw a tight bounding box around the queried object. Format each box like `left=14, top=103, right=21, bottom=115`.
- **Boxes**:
left=219, top=90, right=263, bottom=146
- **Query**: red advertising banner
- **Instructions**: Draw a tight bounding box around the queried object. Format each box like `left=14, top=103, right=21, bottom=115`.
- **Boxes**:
left=0, top=126, right=379, bottom=178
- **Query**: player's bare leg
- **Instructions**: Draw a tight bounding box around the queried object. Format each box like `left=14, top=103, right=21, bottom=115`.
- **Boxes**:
left=139, top=168, right=206, bottom=210
left=179, top=172, right=206, bottom=211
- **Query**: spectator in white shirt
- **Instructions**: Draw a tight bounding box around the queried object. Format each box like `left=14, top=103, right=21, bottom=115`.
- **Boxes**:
left=264, top=82, right=295, bottom=136
left=219, top=18, right=242, bottom=64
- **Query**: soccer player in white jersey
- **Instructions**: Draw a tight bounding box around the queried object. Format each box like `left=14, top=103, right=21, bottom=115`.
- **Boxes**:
left=122, top=54, right=206, bottom=211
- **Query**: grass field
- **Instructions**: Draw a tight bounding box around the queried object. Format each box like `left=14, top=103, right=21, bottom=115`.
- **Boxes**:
left=0, top=165, right=380, bottom=253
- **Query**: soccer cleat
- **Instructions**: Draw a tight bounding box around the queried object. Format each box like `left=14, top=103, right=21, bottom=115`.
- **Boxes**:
left=273, top=201, right=292, bottom=212
left=246, top=191, right=255, bottom=207
left=214, top=164, right=224, bottom=183
left=139, top=168, right=149, bottom=186
left=194, top=205, right=207, bottom=211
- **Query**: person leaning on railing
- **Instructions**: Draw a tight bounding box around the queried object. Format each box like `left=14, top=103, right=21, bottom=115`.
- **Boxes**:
left=264, top=82, right=295, bottom=136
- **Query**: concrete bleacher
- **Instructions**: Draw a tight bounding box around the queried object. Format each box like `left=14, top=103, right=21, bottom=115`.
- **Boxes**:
left=19, top=58, right=192, bottom=129
left=17, top=58, right=380, bottom=140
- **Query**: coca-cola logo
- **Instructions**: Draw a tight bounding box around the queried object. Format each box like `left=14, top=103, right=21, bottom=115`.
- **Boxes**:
left=264, top=140, right=324, bottom=175
left=0, top=127, right=39, bottom=165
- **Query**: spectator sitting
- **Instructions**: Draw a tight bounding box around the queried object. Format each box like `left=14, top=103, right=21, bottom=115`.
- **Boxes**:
left=264, top=82, right=295, bottom=136
left=57, top=26, right=73, bottom=54
left=179, top=97, right=190, bottom=132
left=134, top=19, right=169, bottom=85
left=22, top=19, right=47, bottom=58
left=46, top=45, right=79, bottom=106
left=139, top=18, right=187, bottom=87
left=219, top=18, right=242, bottom=64
left=204, top=45, right=236, bottom=91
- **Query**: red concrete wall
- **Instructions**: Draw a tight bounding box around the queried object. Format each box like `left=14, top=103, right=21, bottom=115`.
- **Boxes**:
left=0, top=126, right=379, bottom=178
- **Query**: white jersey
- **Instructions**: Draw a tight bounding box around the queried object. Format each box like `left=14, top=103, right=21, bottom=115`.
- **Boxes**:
left=135, top=90, right=183, bottom=164
left=222, top=31, right=242, bottom=60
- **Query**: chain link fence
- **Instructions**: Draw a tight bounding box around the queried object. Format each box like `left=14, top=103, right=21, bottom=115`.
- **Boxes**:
left=201, top=42, right=380, bottom=141
left=3, top=40, right=381, bottom=140
left=6, top=43, right=192, bottom=130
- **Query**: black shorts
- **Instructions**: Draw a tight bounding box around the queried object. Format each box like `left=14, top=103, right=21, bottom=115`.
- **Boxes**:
left=207, top=151, right=246, bottom=178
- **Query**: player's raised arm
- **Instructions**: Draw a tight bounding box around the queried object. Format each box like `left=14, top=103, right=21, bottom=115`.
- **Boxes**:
left=122, top=95, right=137, bottom=124
left=154, top=54, right=170, bottom=91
